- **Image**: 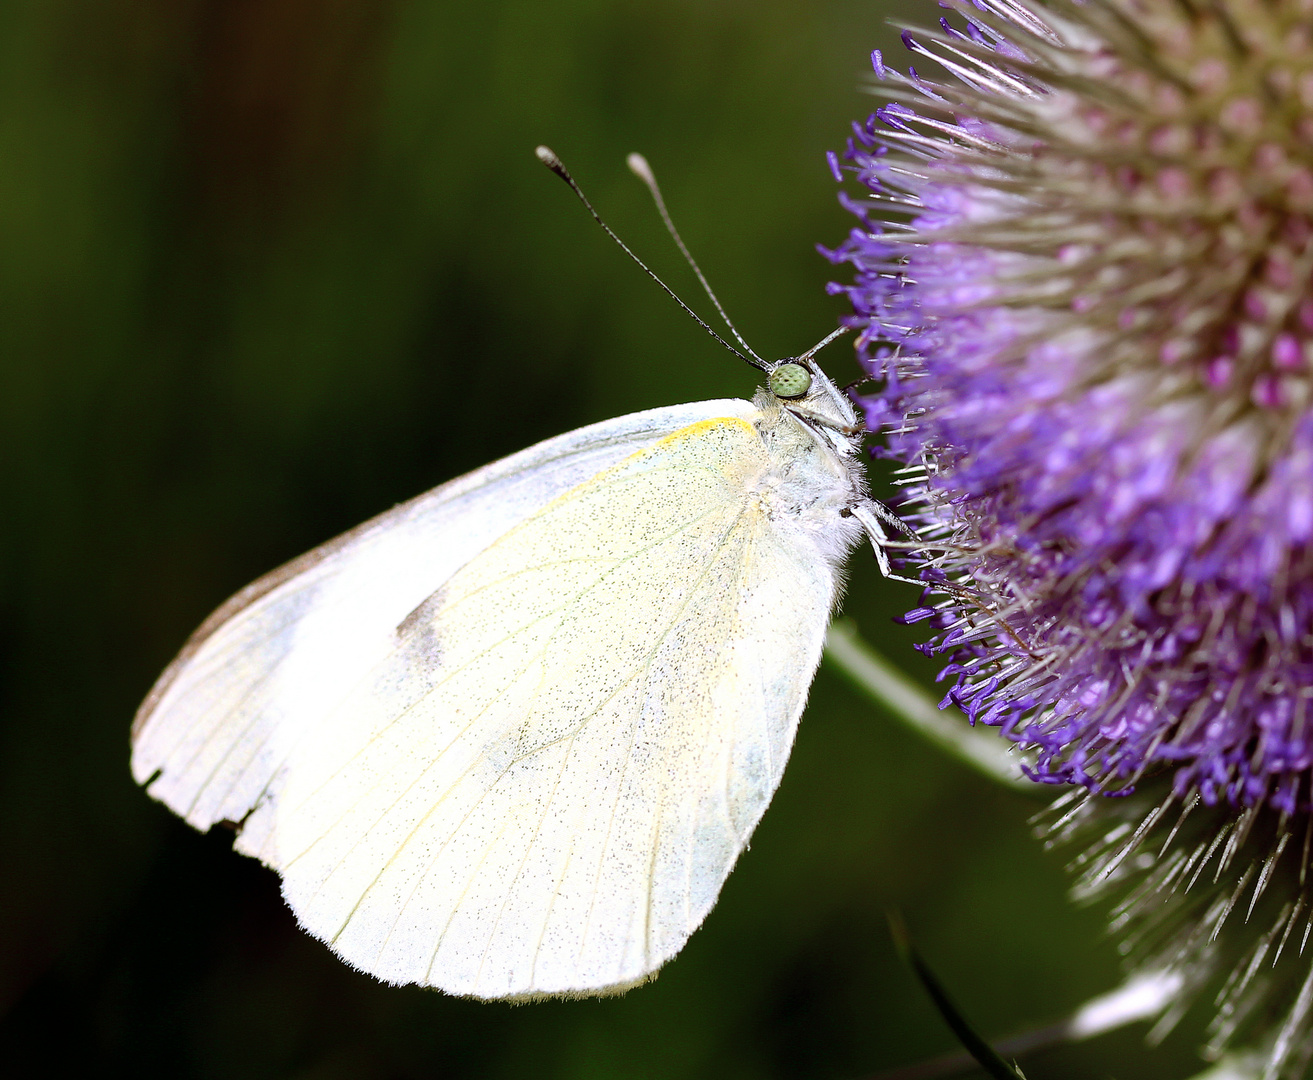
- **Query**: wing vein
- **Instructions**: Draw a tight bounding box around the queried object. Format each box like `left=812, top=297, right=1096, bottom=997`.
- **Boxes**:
left=315, top=495, right=742, bottom=962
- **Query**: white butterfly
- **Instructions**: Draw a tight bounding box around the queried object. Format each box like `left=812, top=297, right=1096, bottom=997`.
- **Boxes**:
left=131, top=150, right=901, bottom=1000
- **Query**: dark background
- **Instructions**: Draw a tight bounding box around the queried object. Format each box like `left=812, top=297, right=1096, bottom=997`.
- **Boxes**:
left=0, top=2, right=1206, bottom=1077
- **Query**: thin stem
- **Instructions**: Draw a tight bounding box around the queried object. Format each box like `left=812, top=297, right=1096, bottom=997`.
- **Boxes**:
left=887, top=912, right=1028, bottom=1080
left=862, top=967, right=1185, bottom=1080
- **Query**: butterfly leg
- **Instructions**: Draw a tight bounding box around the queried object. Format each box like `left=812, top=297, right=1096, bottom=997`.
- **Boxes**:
left=847, top=501, right=924, bottom=588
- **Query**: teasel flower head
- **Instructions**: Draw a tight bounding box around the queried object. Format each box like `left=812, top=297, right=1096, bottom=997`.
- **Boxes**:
left=825, top=0, right=1313, bottom=1074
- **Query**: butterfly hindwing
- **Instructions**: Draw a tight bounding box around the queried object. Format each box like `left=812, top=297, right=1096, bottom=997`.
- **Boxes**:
left=272, top=416, right=841, bottom=997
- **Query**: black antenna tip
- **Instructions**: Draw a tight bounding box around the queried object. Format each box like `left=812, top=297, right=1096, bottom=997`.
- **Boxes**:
left=535, top=145, right=566, bottom=176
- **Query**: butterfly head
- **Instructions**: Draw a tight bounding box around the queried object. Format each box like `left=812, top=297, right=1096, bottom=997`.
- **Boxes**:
left=765, top=356, right=864, bottom=447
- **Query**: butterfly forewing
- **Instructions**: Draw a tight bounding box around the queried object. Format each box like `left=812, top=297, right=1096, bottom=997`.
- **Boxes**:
left=131, top=402, right=753, bottom=860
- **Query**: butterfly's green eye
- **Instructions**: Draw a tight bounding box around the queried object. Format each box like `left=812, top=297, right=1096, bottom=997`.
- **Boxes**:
left=769, top=363, right=812, bottom=400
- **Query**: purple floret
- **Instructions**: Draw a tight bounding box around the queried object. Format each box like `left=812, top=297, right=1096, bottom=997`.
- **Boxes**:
left=830, top=2, right=1313, bottom=814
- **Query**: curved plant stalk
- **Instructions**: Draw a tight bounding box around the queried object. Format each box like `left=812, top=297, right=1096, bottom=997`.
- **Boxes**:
left=824, top=618, right=1032, bottom=793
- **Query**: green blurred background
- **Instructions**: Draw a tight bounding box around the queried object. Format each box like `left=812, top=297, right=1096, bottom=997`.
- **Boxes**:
left=0, top=1, right=1207, bottom=1077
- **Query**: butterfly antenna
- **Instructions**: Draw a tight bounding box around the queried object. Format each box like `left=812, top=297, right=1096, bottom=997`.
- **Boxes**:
left=798, top=323, right=851, bottom=361
left=625, top=153, right=767, bottom=367
left=535, top=146, right=769, bottom=372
